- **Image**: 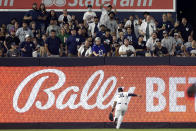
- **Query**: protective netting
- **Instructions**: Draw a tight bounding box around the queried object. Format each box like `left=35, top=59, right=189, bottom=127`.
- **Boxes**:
left=0, top=66, right=195, bottom=123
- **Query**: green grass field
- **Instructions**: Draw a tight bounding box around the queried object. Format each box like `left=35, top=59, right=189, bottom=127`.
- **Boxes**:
left=1, top=129, right=196, bottom=131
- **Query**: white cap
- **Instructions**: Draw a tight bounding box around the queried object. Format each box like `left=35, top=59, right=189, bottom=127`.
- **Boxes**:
left=25, top=34, right=30, bottom=38
left=95, top=37, right=101, bottom=41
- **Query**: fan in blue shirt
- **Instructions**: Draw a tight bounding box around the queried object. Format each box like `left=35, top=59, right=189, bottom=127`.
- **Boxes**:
left=66, top=29, right=81, bottom=56
left=92, top=37, right=106, bottom=57
left=77, top=28, right=86, bottom=45
left=45, top=30, right=63, bottom=56
left=124, top=27, right=137, bottom=44
left=96, top=24, right=106, bottom=38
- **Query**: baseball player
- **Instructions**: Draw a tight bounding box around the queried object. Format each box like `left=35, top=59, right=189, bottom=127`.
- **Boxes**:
left=111, top=87, right=141, bottom=129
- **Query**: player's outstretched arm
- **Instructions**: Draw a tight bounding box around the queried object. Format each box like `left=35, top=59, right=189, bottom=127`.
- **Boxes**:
left=128, top=93, right=142, bottom=97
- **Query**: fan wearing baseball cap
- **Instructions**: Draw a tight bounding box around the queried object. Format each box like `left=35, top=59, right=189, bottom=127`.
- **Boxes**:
left=161, top=30, right=176, bottom=55
left=19, top=35, right=35, bottom=57
left=154, top=40, right=169, bottom=57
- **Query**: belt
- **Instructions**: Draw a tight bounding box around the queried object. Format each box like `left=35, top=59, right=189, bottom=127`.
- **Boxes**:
left=118, top=103, right=127, bottom=105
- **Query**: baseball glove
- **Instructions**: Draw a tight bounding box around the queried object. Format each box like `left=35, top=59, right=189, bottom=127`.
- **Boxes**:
left=187, top=84, right=196, bottom=97
left=126, top=50, right=133, bottom=56
left=109, top=112, right=114, bottom=121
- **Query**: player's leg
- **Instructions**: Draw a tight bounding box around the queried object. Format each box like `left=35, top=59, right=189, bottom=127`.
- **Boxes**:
left=114, top=109, right=120, bottom=126
left=116, top=110, right=126, bottom=129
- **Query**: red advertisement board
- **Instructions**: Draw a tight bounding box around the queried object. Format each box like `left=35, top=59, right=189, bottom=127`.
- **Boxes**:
left=0, top=66, right=196, bottom=123
left=0, top=0, right=176, bottom=12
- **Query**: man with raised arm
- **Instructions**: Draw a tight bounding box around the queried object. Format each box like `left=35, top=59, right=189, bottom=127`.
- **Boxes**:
left=100, top=2, right=117, bottom=26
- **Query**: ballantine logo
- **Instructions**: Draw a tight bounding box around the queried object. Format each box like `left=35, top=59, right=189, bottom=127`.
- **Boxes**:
left=13, top=69, right=136, bottom=113
left=0, top=0, right=14, bottom=6
left=42, top=0, right=153, bottom=7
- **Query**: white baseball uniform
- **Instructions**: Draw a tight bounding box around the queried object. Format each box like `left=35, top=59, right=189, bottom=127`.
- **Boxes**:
left=113, top=92, right=138, bottom=129
left=114, top=92, right=129, bottom=115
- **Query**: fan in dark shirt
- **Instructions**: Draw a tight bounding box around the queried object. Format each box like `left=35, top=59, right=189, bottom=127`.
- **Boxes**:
left=101, top=29, right=113, bottom=56
left=4, top=30, right=20, bottom=51
left=179, top=18, right=193, bottom=42
left=154, top=41, right=168, bottom=57
left=133, top=35, right=146, bottom=56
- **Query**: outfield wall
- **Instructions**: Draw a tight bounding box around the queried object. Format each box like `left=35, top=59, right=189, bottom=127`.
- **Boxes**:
left=1, top=57, right=196, bottom=129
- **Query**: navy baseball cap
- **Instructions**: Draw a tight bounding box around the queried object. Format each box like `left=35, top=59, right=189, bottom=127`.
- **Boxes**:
left=139, top=35, right=144, bottom=38
left=118, top=87, right=123, bottom=92
left=108, top=5, right=112, bottom=8
left=143, top=12, right=150, bottom=15
left=100, top=24, right=106, bottom=27
left=87, top=5, right=92, bottom=8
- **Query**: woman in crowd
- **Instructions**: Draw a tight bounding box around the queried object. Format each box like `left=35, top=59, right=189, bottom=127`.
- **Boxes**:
left=48, top=10, right=58, bottom=22
left=38, top=3, right=48, bottom=34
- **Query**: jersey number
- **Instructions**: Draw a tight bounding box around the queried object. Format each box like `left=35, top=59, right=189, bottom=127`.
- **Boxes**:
left=119, top=93, right=124, bottom=98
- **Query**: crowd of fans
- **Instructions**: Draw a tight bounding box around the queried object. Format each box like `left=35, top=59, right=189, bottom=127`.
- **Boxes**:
left=0, top=2, right=195, bottom=57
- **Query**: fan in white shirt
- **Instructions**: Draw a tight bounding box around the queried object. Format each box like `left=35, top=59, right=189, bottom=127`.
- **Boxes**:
left=58, top=9, right=71, bottom=27
left=142, top=12, right=150, bottom=23
left=83, top=5, right=96, bottom=26
left=105, top=12, right=118, bottom=34
left=146, top=32, right=159, bottom=52
left=88, top=16, right=100, bottom=38
left=184, top=35, right=193, bottom=48
left=119, top=38, right=136, bottom=57
left=139, top=15, right=156, bottom=41
left=16, top=21, right=34, bottom=42
left=78, top=40, right=92, bottom=57
left=125, top=15, right=142, bottom=38
left=99, top=2, right=116, bottom=26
